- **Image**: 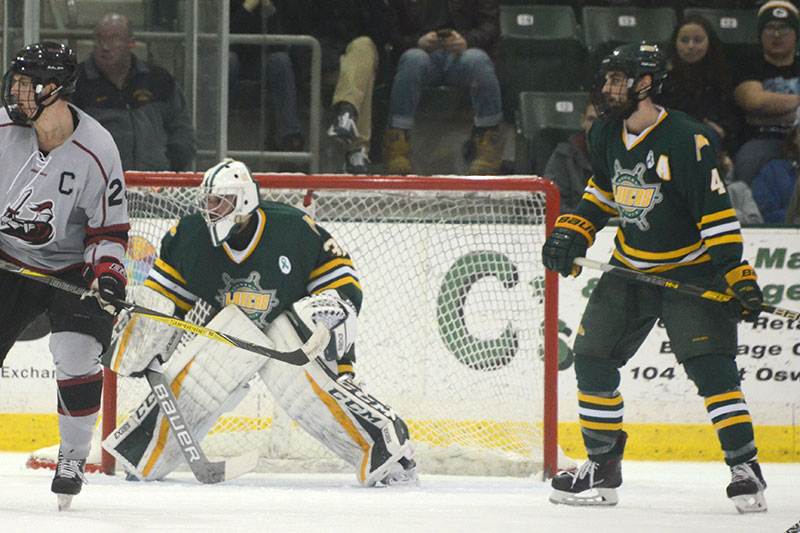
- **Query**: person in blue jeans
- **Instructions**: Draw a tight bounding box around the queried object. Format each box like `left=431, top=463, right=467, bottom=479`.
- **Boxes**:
left=229, top=0, right=303, bottom=153
left=384, top=0, right=504, bottom=175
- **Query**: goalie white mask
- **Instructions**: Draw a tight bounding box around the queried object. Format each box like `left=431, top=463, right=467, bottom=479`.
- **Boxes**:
left=198, top=159, right=260, bottom=246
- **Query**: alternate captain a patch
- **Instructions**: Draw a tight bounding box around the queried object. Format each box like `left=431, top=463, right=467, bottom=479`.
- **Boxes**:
left=215, top=271, right=279, bottom=329
left=611, top=160, right=663, bottom=231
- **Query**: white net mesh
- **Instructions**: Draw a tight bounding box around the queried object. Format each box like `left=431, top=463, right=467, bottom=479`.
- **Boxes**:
left=112, top=175, right=552, bottom=476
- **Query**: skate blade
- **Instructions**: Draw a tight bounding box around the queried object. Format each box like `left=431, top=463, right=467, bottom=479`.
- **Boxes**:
left=730, top=492, right=767, bottom=514
left=57, top=494, right=73, bottom=512
left=549, top=487, right=618, bottom=506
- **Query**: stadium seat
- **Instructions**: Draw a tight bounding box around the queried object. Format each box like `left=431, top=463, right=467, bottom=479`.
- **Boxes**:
left=683, top=8, right=760, bottom=64
left=499, top=4, right=587, bottom=119
left=582, top=6, right=678, bottom=69
left=515, top=91, right=588, bottom=175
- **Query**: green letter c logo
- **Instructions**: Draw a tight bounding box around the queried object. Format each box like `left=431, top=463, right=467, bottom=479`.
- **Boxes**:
left=436, top=251, right=519, bottom=371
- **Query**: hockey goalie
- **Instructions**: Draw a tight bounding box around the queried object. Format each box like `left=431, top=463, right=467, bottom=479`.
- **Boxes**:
left=102, top=159, right=417, bottom=487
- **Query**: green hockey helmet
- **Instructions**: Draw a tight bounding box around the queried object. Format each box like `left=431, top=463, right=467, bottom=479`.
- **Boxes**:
left=593, top=42, right=667, bottom=119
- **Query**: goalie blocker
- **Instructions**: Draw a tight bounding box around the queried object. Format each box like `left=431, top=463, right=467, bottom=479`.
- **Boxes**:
left=103, top=302, right=417, bottom=486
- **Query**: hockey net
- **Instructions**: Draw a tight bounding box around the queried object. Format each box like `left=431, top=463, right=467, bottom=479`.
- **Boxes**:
left=28, top=172, right=561, bottom=478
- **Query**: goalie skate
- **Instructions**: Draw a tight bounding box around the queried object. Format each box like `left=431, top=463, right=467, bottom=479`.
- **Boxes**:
left=549, top=431, right=626, bottom=507
left=727, top=460, right=767, bottom=514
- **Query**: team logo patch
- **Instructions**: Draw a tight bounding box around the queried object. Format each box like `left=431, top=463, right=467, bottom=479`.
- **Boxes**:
left=216, top=271, right=279, bottom=328
left=0, top=188, right=55, bottom=246
left=611, top=160, right=663, bottom=231
left=278, top=255, right=291, bottom=274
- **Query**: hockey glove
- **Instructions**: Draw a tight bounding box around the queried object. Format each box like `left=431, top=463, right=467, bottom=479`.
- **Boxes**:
left=291, top=291, right=358, bottom=361
left=542, top=214, right=596, bottom=277
left=82, top=256, right=127, bottom=314
left=724, top=262, right=763, bottom=323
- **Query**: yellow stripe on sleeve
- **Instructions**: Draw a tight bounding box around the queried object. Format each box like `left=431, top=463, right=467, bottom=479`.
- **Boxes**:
left=143, top=279, right=194, bottom=312
left=311, top=276, right=363, bottom=294
left=154, top=258, right=187, bottom=284
left=698, top=209, right=738, bottom=228
left=310, top=258, right=355, bottom=279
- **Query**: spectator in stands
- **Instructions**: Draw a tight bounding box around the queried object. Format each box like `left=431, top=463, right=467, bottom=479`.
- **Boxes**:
left=720, top=153, right=764, bottom=223
left=656, top=14, right=739, bottom=156
left=282, top=0, right=392, bottom=174
left=732, top=0, right=800, bottom=185
left=229, top=0, right=304, bottom=154
left=786, top=172, right=800, bottom=223
left=751, top=120, right=800, bottom=222
left=542, top=101, right=597, bottom=213
left=72, top=13, right=196, bottom=171
left=383, top=0, right=504, bottom=175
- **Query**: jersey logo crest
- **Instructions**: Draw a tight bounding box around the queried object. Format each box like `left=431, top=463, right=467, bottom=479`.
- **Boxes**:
left=0, top=188, right=55, bottom=245
left=215, top=271, right=279, bottom=328
left=611, top=160, right=663, bottom=231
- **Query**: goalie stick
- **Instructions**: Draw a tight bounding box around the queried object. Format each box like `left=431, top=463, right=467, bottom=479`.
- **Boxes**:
left=0, top=259, right=329, bottom=365
left=573, top=257, right=800, bottom=321
left=143, top=358, right=259, bottom=484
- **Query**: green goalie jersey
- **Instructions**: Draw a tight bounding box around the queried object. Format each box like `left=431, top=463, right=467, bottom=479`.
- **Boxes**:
left=143, top=200, right=362, bottom=330
left=578, top=108, right=744, bottom=281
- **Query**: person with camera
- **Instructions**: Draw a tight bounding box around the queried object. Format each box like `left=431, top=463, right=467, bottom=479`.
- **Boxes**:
left=383, top=0, right=504, bottom=175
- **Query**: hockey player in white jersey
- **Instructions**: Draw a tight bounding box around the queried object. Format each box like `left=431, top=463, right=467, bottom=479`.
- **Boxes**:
left=0, top=42, right=130, bottom=510
left=103, top=159, right=418, bottom=487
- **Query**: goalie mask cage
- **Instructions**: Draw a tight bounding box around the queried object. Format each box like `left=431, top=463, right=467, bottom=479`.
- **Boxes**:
left=27, top=172, right=561, bottom=478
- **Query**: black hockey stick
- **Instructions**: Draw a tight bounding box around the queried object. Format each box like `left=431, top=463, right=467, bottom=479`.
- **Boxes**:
left=574, top=257, right=799, bottom=321
left=143, top=359, right=258, bottom=484
left=0, top=259, right=329, bottom=365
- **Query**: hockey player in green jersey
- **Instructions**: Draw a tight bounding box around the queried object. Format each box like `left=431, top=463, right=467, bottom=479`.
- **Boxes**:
left=103, top=159, right=417, bottom=487
left=542, top=43, right=767, bottom=514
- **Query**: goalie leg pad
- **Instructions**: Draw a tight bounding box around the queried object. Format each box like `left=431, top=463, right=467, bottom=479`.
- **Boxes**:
left=102, top=305, right=271, bottom=480
left=261, top=313, right=417, bottom=486
left=109, top=285, right=183, bottom=377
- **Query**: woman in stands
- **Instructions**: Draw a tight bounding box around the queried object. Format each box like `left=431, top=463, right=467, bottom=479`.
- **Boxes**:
left=656, top=14, right=740, bottom=156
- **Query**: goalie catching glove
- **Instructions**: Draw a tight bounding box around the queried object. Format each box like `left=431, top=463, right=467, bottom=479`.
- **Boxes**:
left=290, top=291, right=357, bottom=363
left=542, top=214, right=596, bottom=277
left=82, top=256, right=127, bottom=314
left=724, top=262, right=763, bottom=323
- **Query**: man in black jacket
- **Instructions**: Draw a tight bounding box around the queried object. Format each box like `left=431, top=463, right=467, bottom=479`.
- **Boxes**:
left=72, top=13, right=196, bottom=171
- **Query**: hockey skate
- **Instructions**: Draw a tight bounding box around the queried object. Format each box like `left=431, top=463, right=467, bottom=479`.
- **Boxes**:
left=549, top=431, right=627, bottom=506
left=727, top=459, right=767, bottom=514
left=51, top=453, right=87, bottom=511
left=364, top=417, right=419, bottom=487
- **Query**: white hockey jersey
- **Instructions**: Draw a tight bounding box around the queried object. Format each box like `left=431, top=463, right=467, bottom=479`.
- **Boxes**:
left=0, top=104, right=129, bottom=272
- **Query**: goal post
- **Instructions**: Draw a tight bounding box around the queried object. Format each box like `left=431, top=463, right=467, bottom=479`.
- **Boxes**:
left=36, top=172, right=563, bottom=478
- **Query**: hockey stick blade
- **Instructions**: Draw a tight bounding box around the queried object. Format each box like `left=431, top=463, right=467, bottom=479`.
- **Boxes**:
left=573, top=257, right=799, bottom=321
left=144, top=362, right=258, bottom=483
left=0, top=260, right=322, bottom=364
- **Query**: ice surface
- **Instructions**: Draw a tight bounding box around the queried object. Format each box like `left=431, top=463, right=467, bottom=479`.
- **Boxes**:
left=1, top=452, right=798, bottom=532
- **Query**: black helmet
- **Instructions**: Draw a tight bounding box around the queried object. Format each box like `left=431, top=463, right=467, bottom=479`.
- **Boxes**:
left=2, top=41, right=78, bottom=124
left=592, top=42, right=667, bottom=120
